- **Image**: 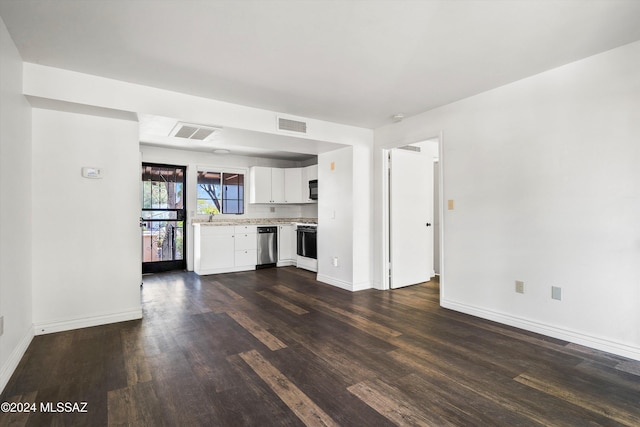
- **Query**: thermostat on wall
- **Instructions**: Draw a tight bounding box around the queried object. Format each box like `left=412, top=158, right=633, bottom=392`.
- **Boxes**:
left=81, top=167, right=103, bottom=179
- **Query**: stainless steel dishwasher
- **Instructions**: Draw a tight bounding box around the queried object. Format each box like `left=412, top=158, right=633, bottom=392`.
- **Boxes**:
left=257, top=226, right=278, bottom=268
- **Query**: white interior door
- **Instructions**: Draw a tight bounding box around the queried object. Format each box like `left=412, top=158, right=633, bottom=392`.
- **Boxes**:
left=390, top=148, right=434, bottom=289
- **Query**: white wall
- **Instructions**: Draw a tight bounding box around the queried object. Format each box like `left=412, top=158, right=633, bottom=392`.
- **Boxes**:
left=21, top=62, right=375, bottom=293
left=351, top=144, right=373, bottom=290
left=140, top=145, right=318, bottom=271
left=0, top=16, right=33, bottom=392
left=375, top=41, right=640, bottom=360
left=31, top=109, right=142, bottom=334
left=317, top=147, right=354, bottom=289
left=316, top=143, right=373, bottom=291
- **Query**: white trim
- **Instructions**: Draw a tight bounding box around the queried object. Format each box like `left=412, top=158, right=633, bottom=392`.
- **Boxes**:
left=33, top=308, right=142, bottom=336
left=381, top=149, right=391, bottom=290
left=436, top=132, right=446, bottom=300
left=441, top=299, right=640, bottom=362
left=0, top=326, right=34, bottom=394
left=193, top=265, right=256, bottom=276
left=351, top=280, right=372, bottom=292
left=316, top=274, right=362, bottom=292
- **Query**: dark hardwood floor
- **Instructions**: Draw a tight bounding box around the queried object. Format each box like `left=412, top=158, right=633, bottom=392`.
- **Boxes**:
left=2, top=267, right=639, bottom=426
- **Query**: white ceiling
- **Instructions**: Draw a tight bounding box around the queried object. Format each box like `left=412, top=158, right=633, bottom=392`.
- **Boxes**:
left=2, top=0, right=640, bottom=155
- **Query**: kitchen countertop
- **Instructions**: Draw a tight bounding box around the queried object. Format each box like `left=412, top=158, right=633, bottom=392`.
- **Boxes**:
left=193, top=217, right=317, bottom=226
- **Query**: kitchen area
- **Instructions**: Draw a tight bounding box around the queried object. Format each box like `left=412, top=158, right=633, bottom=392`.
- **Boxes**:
left=136, top=129, right=324, bottom=278
left=139, top=116, right=366, bottom=293
left=193, top=219, right=317, bottom=275
left=192, top=163, right=318, bottom=275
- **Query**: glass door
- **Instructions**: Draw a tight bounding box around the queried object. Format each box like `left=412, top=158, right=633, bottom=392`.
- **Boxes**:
left=141, top=163, right=186, bottom=273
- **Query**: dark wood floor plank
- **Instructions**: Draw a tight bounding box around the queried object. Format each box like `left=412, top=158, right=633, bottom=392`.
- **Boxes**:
left=238, top=349, right=339, bottom=426
left=257, top=289, right=310, bottom=315
left=223, top=354, right=305, bottom=426
left=2, top=267, right=640, bottom=427
left=387, top=339, right=623, bottom=426
left=347, top=379, right=435, bottom=426
left=0, top=391, right=36, bottom=427
left=392, top=372, right=540, bottom=427
left=263, top=343, right=397, bottom=427
left=515, top=372, right=640, bottom=426
left=226, top=310, right=288, bottom=351
left=120, top=323, right=152, bottom=386
left=271, top=284, right=403, bottom=341
left=616, top=359, right=640, bottom=376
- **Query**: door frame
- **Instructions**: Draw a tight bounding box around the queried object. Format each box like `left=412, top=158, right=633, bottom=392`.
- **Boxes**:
left=141, top=162, right=187, bottom=274
left=381, top=132, right=445, bottom=296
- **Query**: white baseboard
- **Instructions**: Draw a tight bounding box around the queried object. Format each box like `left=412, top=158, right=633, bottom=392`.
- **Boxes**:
left=194, top=265, right=256, bottom=276
left=33, top=308, right=142, bottom=336
left=441, top=298, right=640, bottom=362
left=352, top=280, right=372, bottom=292
left=316, top=274, right=352, bottom=291
left=316, top=275, right=372, bottom=292
left=1, top=326, right=34, bottom=394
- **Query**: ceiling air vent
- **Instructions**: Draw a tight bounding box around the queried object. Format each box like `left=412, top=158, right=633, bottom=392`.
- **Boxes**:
left=278, top=117, right=307, bottom=134
left=398, top=145, right=421, bottom=152
left=170, top=122, right=220, bottom=140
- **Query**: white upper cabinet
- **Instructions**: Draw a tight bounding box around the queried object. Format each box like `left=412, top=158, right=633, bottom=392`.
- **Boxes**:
left=250, top=166, right=285, bottom=203
left=284, top=168, right=303, bottom=203
left=250, top=166, right=273, bottom=203
left=305, top=164, right=318, bottom=181
left=271, top=168, right=285, bottom=203
left=250, top=165, right=317, bottom=204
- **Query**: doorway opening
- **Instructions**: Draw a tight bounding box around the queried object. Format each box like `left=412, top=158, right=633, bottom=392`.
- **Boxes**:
left=383, top=136, right=443, bottom=292
left=141, top=163, right=186, bottom=273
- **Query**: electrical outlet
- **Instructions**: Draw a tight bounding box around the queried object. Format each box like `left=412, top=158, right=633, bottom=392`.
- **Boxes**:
left=515, top=280, right=525, bottom=294
left=332, top=257, right=339, bottom=267
left=552, top=286, right=562, bottom=301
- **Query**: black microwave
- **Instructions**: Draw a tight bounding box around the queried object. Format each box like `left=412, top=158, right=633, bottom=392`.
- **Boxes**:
left=309, top=179, right=318, bottom=200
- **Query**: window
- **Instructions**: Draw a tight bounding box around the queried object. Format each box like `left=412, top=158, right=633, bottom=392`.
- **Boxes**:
left=197, top=170, right=244, bottom=215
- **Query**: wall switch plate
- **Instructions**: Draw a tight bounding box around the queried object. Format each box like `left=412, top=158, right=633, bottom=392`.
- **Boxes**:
left=515, top=280, right=525, bottom=294
left=332, top=257, right=339, bottom=267
left=81, top=166, right=102, bottom=179
left=448, top=199, right=455, bottom=210
left=552, top=286, right=562, bottom=300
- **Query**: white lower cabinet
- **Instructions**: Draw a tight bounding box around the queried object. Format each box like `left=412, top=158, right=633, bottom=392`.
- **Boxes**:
left=235, top=249, right=257, bottom=267
left=277, top=224, right=296, bottom=266
left=234, top=225, right=257, bottom=268
left=195, top=225, right=235, bottom=272
left=195, top=223, right=306, bottom=275
left=194, top=224, right=257, bottom=275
